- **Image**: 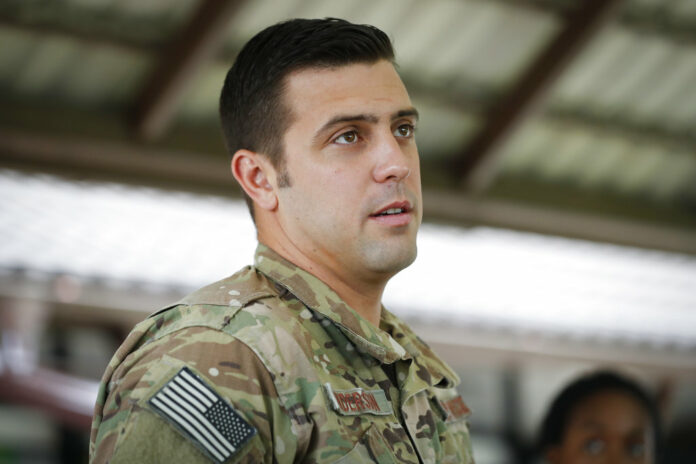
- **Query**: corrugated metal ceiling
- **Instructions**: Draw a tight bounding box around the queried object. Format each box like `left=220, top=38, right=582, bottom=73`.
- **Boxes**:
left=0, top=0, right=694, bottom=252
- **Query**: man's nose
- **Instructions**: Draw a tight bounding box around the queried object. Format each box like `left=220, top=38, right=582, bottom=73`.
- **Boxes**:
left=372, top=137, right=411, bottom=183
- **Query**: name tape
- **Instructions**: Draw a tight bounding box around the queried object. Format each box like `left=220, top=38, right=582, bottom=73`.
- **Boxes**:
left=323, top=383, right=393, bottom=416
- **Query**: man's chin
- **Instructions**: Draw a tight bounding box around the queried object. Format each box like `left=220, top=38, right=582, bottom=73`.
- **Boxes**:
left=362, top=242, right=417, bottom=276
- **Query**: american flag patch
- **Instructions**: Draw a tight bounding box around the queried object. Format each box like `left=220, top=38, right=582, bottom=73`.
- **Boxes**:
left=148, top=367, right=257, bottom=463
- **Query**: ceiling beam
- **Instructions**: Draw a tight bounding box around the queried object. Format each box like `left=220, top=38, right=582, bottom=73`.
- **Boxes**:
left=132, top=0, right=248, bottom=141
left=423, top=189, right=696, bottom=255
left=0, top=127, right=233, bottom=195
left=453, top=0, right=624, bottom=192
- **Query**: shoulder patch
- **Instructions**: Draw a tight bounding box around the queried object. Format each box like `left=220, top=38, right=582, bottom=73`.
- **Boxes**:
left=147, top=367, right=257, bottom=463
left=441, top=395, right=471, bottom=421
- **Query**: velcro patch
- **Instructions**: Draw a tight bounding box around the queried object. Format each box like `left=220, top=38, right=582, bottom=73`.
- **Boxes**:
left=148, top=367, right=256, bottom=463
left=441, top=395, right=471, bottom=421
left=324, top=383, right=393, bottom=416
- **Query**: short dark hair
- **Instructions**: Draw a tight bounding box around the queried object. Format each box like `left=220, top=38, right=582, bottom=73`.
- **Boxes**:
left=219, top=18, right=395, bottom=216
left=538, top=370, right=662, bottom=461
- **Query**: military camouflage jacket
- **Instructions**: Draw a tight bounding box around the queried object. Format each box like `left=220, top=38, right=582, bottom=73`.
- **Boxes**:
left=90, top=244, right=474, bottom=463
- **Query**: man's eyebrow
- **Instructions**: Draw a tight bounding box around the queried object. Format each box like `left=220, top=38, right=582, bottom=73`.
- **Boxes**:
left=316, top=113, right=379, bottom=138
left=314, top=108, right=420, bottom=141
left=393, top=107, right=419, bottom=121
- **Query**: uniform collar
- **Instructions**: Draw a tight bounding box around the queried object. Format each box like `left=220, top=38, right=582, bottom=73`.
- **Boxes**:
left=380, top=309, right=459, bottom=390
left=254, top=243, right=410, bottom=364
left=254, top=244, right=459, bottom=389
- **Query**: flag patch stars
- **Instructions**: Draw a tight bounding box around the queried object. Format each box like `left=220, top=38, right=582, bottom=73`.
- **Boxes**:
left=148, top=367, right=257, bottom=463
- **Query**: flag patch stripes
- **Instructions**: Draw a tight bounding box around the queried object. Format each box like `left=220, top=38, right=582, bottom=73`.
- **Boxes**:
left=148, top=367, right=256, bottom=463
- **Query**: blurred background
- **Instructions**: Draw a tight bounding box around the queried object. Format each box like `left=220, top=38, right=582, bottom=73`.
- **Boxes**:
left=0, top=0, right=695, bottom=462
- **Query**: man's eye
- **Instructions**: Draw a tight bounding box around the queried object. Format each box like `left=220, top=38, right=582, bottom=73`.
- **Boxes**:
left=583, top=438, right=605, bottom=456
left=394, top=124, right=414, bottom=138
left=334, top=131, right=358, bottom=144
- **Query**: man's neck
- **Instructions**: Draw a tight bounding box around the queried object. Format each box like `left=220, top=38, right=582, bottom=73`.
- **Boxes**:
left=260, top=237, right=386, bottom=327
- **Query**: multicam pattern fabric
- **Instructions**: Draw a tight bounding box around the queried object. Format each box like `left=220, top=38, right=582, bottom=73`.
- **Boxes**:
left=90, top=244, right=474, bottom=463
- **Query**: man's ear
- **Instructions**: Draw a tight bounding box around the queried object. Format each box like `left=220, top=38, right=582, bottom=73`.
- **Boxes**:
left=231, top=149, right=278, bottom=211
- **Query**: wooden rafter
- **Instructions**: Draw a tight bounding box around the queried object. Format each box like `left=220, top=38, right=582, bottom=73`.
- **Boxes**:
left=0, top=128, right=232, bottom=194
left=133, top=0, right=248, bottom=141
left=423, top=190, right=696, bottom=255
left=453, top=0, right=624, bottom=192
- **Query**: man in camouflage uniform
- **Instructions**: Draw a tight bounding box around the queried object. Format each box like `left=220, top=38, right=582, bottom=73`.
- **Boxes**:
left=91, top=18, right=474, bottom=463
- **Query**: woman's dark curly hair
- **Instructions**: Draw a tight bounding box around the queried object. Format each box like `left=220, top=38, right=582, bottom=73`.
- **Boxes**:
left=538, top=370, right=662, bottom=462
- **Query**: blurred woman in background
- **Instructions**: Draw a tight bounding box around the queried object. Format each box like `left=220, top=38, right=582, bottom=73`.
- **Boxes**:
left=538, top=371, right=661, bottom=464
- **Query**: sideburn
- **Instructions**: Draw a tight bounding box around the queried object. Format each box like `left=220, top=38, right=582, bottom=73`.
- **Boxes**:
left=276, top=166, right=292, bottom=188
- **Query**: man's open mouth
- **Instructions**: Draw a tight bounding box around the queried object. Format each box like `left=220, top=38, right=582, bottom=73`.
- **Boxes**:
left=374, top=207, right=406, bottom=217
left=370, top=201, right=412, bottom=218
